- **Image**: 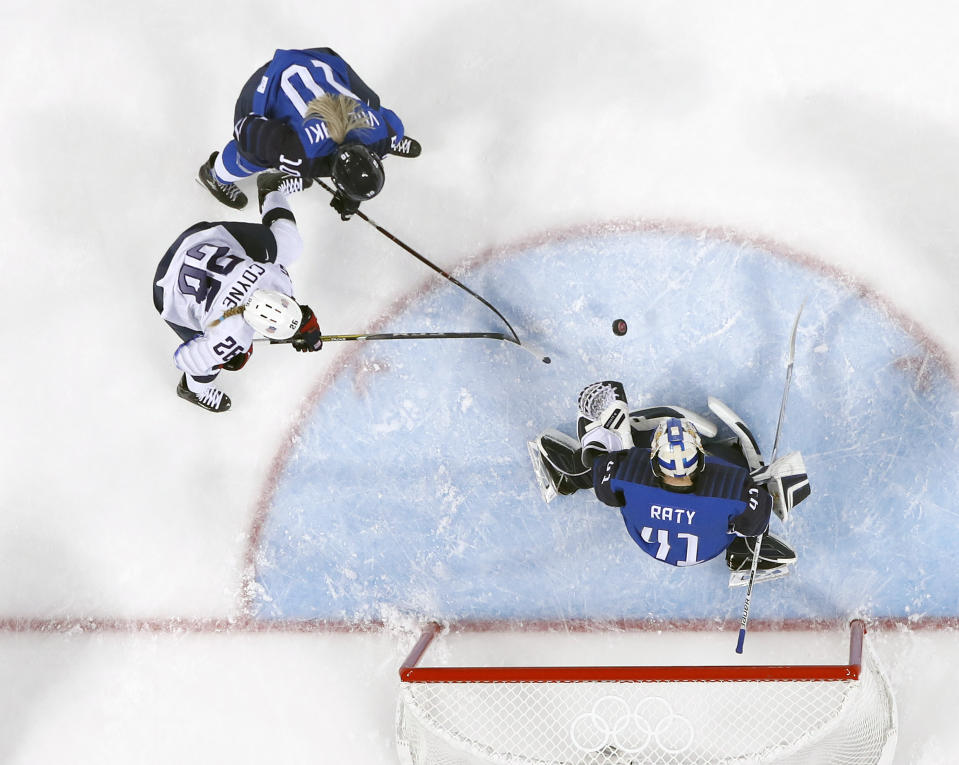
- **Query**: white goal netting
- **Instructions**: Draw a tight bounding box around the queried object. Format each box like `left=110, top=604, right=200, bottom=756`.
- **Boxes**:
left=395, top=621, right=897, bottom=765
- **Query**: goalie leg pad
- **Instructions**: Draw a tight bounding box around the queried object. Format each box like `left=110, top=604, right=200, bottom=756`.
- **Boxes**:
left=529, top=430, right=592, bottom=501
left=707, top=396, right=764, bottom=471
left=629, top=406, right=719, bottom=438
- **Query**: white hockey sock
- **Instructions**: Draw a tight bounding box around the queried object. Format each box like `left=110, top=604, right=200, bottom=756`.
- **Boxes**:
left=186, top=375, right=215, bottom=396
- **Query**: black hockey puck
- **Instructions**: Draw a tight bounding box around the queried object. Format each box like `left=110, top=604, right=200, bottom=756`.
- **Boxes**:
left=612, top=319, right=628, bottom=336
left=542, top=356, right=551, bottom=364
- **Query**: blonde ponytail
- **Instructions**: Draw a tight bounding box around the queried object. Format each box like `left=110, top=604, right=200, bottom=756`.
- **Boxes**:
left=207, top=304, right=247, bottom=328
left=303, top=94, right=371, bottom=144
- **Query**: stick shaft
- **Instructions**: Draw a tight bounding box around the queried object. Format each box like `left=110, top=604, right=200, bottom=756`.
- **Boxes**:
left=736, top=302, right=804, bottom=654
left=770, top=303, right=803, bottom=461
left=316, top=179, right=521, bottom=345
left=320, top=331, right=514, bottom=343
left=255, top=330, right=515, bottom=345
left=253, top=329, right=549, bottom=363
left=736, top=531, right=764, bottom=654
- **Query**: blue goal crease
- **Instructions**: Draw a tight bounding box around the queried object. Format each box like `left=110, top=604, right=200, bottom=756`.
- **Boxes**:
left=253, top=231, right=959, bottom=623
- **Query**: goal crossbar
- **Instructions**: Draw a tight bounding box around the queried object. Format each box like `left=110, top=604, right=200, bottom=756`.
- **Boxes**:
left=400, top=619, right=864, bottom=683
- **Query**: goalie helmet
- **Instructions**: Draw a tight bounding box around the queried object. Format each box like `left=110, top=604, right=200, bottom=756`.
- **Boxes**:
left=650, top=417, right=704, bottom=480
left=244, top=290, right=302, bottom=339
left=331, top=143, right=385, bottom=201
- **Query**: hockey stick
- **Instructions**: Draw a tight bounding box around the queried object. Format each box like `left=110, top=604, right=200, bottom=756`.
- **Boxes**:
left=736, top=302, right=804, bottom=654
left=253, top=330, right=551, bottom=362
left=314, top=179, right=548, bottom=363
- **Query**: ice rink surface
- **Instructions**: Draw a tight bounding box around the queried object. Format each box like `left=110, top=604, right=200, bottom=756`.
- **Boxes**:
left=2, top=1, right=958, bottom=762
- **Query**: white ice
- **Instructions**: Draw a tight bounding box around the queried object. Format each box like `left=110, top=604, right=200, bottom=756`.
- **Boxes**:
left=1, top=1, right=957, bottom=762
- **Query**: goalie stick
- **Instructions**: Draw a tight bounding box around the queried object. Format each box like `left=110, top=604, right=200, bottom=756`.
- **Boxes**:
left=736, top=301, right=804, bottom=654
left=708, top=400, right=809, bottom=525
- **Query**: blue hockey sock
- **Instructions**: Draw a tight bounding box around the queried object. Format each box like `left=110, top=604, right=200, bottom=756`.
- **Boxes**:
left=217, top=140, right=266, bottom=182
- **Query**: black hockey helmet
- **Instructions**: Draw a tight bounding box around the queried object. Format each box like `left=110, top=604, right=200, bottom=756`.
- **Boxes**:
left=331, top=143, right=385, bottom=202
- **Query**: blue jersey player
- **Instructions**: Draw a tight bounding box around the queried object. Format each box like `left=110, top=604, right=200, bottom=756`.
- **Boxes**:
left=530, top=381, right=799, bottom=577
left=198, top=47, right=420, bottom=219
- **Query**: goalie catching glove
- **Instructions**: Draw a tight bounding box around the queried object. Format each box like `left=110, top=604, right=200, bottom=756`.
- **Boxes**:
left=576, top=381, right=635, bottom=466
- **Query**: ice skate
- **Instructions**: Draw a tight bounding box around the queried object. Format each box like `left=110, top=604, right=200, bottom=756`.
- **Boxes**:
left=388, top=135, right=421, bottom=157
left=197, top=151, right=248, bottom=209
left=257, top=171, right=313, bottom=212
left=176, top=375, right=232, bottom=413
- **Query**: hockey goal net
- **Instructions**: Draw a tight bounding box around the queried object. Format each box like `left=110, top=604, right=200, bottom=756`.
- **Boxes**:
left=395, top=619, right=896, bottom=765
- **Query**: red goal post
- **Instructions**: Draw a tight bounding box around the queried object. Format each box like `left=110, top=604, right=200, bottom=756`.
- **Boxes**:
left=396, top=619, right=897, bottom=765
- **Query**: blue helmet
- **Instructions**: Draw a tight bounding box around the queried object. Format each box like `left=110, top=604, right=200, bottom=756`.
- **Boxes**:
left=651, top=418, right=704, bottom=479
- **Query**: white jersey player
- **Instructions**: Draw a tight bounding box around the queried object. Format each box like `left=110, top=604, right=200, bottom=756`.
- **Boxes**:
left=153, top=173, right=322, bottom=412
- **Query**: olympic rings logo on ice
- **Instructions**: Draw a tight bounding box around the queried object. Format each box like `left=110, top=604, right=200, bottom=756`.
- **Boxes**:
left=569, top=695, right=695, bottom=755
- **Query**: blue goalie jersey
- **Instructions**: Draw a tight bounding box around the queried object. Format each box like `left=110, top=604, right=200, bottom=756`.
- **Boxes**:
left=594, top=449, right=768, bottom=567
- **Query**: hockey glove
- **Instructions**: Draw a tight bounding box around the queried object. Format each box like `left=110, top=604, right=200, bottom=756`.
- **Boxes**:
left=291, top=305, right=323, bottom=352
left=218, top=345, right=252, bottom=372
left=330, top=192, right=360, bottom=221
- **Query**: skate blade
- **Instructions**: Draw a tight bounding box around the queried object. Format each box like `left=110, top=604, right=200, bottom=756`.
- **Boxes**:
left=527, top=440, right=557, bottom=504
left=728, top=566, right=791, bottom=587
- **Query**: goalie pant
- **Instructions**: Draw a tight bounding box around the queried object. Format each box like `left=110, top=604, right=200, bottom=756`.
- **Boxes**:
left=592, top=447, right=772, bottom=568
left=152, top=190, right=304, bottom=389
left=215, top=47, right=407, bottom=183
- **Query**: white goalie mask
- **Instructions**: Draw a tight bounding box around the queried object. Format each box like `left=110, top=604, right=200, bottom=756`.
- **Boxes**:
left=651, top=417, right=705, bottom=479
left=244, top=289, right=302, bottom=339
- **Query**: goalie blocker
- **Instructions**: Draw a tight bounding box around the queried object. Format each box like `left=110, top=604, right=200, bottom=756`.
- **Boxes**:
left=529, top=382, right=809, bottom=586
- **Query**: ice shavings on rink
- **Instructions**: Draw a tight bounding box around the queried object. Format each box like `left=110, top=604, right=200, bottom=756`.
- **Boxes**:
left=253, top=228, right=959, bottom=623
